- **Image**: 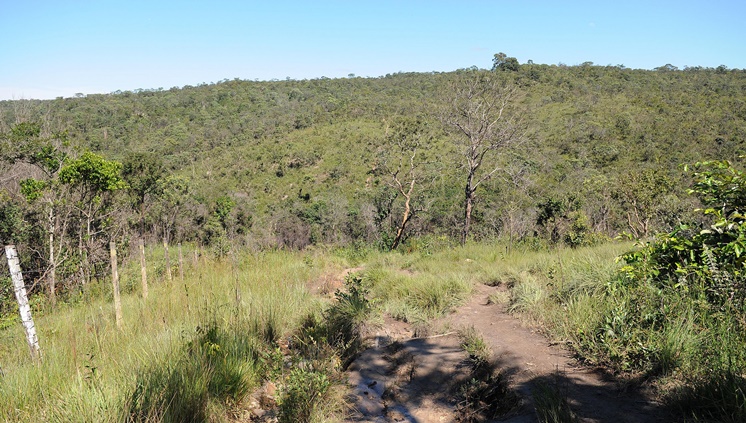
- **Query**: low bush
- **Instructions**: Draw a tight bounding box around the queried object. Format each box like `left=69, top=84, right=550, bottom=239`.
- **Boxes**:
left=323, top=274, right=374, bottom=366
left=667, top=370, right=746, bottom=423
left=500, top=161, right=746, bottom=420
left=456, top=328, right=519, bottom=422
left=532, top=378, right=578, bottom=423
left=278, top=368, right=332, bottom=423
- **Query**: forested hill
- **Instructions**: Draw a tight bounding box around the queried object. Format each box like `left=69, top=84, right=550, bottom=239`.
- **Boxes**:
left=1, top=62, right=746, bottom=272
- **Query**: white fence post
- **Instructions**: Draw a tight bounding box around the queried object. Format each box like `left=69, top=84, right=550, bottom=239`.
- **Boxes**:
left=5, top=245, right=41, bottom=360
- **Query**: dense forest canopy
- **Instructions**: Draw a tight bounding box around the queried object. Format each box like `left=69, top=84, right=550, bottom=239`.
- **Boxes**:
left=1, top=58, right=746, bottom=302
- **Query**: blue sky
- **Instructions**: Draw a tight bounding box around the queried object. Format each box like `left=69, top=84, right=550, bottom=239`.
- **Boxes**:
left=1, top=0, right=744, bottom=100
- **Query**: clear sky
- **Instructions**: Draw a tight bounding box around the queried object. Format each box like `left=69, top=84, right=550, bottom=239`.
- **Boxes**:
left=1, top=0, right=744, bottom=100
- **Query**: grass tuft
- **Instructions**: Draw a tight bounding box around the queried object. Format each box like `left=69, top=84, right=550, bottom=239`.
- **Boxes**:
left=533, top=378, right=579, bottom=423
left=458, top=326, right=492, bottom=368
left=455, top=327, right=519, bottom=422
left=278, top=368, right=332, bottom=423
left=323, top=274, right=375, bottom=366
left=668, top=370, right=746, bottom=423
left=122, top=319, right=261, bottom=422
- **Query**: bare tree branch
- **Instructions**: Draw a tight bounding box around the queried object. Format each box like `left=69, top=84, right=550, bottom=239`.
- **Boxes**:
left=440, top=71, right=526, bottom=244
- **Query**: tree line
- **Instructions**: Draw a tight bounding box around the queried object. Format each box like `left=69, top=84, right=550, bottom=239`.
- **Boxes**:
left=1, top=55, right=745, bottom=307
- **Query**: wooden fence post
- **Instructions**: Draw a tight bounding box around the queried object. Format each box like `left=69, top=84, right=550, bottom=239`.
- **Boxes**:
left=163, top=238, right=172, bottom=282
left=110, top=241, right=123, bottom=329
left=47, top=208, right=56, bottom=306
left=139, top=238, right=148, bottom=300
left=178, top=243, right=184, bottom=282
left=5, top=245, right=41, bottom=360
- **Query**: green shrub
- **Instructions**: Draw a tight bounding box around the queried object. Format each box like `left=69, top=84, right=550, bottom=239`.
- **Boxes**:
left=621, top=161, right=746, bottom=311
left=324, top=274, right=373, bottom=365
left=278, top=368, right=331, bottom=423
left=459, top=326, right=492, bottom=368
left=456, top=328, right=519, bottom=422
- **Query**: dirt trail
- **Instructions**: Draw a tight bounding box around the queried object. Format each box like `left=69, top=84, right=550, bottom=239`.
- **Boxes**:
left=448, top=283, right=665, bottom=422
left=346, top=283, right=669, bottom=422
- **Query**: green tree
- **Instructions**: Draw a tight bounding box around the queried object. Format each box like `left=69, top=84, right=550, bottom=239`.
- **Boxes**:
left=0, top=192, right=28, bottom=246
left=153, top=175, right=194, bottom=243
left=492, top=52, right=520, bottom=72
left=623, top=160, right=746, bottom=309
left=122, top=152, right=165, bottom=237
left=613, top=169, right=673, bottom=239
left=59, top=151, right=127, bottom=282
left=0, top=122, right=68, bottom=175
left=1, top=121, right=70, bottom=303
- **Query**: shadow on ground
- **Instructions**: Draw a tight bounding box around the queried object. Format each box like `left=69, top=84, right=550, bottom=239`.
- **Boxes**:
left=345, top=282, right=674, bottom=422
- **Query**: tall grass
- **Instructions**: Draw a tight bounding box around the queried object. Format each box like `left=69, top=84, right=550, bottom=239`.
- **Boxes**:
left=5, top=239, right=744, bottom=421
left=361, top=261, right=472, bottom=323
left=0, top=246, right=332, bottom=422
left=360, top=241, right=625, bottom=330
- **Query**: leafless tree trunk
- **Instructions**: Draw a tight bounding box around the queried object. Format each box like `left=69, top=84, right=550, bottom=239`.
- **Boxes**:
left=388, top=143, right=419, bottom=250
left=440, top=72, right=525, bottom=245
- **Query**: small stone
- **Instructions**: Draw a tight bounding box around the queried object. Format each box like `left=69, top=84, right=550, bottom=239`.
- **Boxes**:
left=263, top=381, right=277, bottom=397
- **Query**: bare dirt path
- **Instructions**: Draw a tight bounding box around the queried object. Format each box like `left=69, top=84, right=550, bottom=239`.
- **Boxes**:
left=346, top=283, right=670, bottom=422
left=447, top=283, right=667, bottom=422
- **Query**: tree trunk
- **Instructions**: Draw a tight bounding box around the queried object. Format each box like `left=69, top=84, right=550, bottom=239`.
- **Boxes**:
left=462, top=173, right=475, bottom=245
left=139, top=200, right=145, bottom=239
left=391, top=196, right=412, bottom=250
left=5, top=245, right=41, bottom=360
left=78, top=223, right=85, bottom=285
left=462, top=193, right=473, bottom=245
left=84, top=206, right=92, bottom=284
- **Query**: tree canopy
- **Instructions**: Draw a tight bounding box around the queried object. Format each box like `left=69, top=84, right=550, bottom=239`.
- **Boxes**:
left=1, top=58, right=746, bottom=299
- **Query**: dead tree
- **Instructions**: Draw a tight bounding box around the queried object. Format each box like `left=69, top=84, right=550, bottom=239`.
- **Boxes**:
left=440, top=72, right=525, bottom=244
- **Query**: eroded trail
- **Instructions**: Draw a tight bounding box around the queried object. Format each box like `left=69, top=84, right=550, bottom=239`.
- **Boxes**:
left=347, top=331, right=467, bottom=422
left=448, top=284, right=665, bottom=422
left=346, top=284, right=669, bottom=422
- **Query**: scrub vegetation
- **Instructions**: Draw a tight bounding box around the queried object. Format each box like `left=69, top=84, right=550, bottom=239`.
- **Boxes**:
left=1, top=55, right=746, bottom=421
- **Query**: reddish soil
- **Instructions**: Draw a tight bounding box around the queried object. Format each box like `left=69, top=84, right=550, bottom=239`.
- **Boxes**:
left=346, top=283, right=670, bottom=423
